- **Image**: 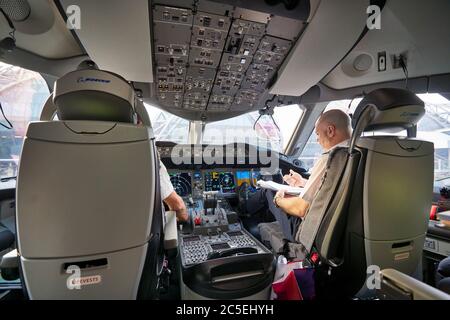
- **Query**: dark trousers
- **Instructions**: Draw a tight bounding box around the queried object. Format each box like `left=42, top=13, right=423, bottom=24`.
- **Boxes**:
left=246, top=188, right=300, bottom=242
left=436, top=257, right=450, bottom=294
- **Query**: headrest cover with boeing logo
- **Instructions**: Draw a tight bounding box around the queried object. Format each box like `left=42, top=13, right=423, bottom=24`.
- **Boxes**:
left=53, top=60, right=136, bottom=123
left=352, top=88, right=425, bottom=133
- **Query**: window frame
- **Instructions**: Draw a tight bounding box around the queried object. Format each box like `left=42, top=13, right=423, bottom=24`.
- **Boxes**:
left=0, top=62, right=50, bottom=187
left=297, top=94, right=450, bottom=188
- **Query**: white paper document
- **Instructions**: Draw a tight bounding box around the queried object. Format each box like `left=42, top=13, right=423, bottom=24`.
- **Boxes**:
left=256, top=180, right=304, bottom=196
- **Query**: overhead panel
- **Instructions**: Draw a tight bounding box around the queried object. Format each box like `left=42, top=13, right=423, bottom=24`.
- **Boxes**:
left=186, top=11, right=231, bottom=111
left=211, top=19, right=265, bottom=111
left=233, top=35, right=292, bottom=110
left=152, top=2, right=305, bottom=116
left=153, top=5, right=193, bottom=109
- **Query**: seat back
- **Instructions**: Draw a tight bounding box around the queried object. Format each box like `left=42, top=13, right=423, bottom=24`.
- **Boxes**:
left=16, top=62, right=163, bottom=299
left=343, top=137, right=433, bottom=295
left=297, top=88, right=434, bottom=296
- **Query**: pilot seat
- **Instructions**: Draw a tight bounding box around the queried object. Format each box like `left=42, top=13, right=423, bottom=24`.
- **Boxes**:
left=260, top=88, right=435, bottom=299
left=5, top=61, right=167, bottom=299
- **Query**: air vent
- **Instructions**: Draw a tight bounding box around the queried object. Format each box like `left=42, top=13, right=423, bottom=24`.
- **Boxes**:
left=153, top=5, right=301, bottom=114
left=0, top=0, right=31, bottom=22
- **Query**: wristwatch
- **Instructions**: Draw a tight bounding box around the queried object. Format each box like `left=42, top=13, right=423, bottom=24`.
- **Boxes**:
left=273, top=195, right=281, bottom=208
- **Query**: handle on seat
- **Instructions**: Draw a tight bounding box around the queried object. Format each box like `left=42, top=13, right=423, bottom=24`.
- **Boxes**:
left=0, top=249, right=19, bottom=269
left=349, top=105, right=376, bottom=153
left=211, top=270, right=265, bottom=284
left=0, top=249, right=20, bottom=281
left=40, top=96, right=57, bottom=121
left=164, top=211, right=178, bottom=250
left=207, top=247, right=257, bottom=260
left=62, top=258, right=108, bottom=271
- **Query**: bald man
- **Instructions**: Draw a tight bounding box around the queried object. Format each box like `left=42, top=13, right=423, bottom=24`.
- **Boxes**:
left=274, top=109, right=352, bottom=219
left=247, top=109, right=351, bottom=241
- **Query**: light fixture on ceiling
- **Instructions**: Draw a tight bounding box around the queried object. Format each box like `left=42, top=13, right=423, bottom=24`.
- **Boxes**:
left=0, top=7, right=16, bottom=53
left=0, top=0, right=31, bottom=22
left=0, top=0, right=54, bottom=35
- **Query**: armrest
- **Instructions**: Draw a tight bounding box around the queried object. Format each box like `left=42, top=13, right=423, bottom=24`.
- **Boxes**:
left=164, top=211, right=178, bottom=250
left=0, top=249, right=20, bottom=281
left=380, top=269, right=450, bottom=300
left=0, top=249, right=18, bottom=269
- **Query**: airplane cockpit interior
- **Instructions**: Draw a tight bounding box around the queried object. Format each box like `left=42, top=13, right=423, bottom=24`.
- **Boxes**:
left=0, top=0, right=450, bottom=304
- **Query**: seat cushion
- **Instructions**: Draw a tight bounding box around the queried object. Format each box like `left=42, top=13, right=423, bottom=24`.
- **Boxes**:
left=437, top=278, right=450, bottom=295
left=1, top=216, right=16, bottom=234
left=0, top=226, right=14, bottom=251
left=258, top=222, right=307, bottom=260
left=437, top=257, right=450, bottom=278
left=258, top=222, right=285, bottom=254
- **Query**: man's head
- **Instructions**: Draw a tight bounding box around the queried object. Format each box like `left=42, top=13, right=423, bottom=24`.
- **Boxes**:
left=315, top=109, right=352, bottom=150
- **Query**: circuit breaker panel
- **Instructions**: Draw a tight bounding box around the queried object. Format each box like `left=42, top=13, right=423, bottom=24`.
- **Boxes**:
left=152, top=2, right=305, bottom=115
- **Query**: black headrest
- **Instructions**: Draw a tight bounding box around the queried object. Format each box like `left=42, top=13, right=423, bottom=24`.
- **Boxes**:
left=352, top=88, right=425, bottom=133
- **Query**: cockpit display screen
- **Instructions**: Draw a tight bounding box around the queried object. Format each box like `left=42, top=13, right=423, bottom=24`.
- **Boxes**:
left=236, top=170, right=260, bottom=189
left=169, top=172, right=192, bottom=197
left=236, top=171, right=258, bottom=187
left=204, top=172, right=236, bottom=194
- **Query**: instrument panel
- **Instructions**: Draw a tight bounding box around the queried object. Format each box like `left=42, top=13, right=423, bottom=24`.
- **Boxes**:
left=169, top=172, right=192, bottom=197
left=204, top=171, right=235, bottom=194
left=168, top=168, right=260, bottom=198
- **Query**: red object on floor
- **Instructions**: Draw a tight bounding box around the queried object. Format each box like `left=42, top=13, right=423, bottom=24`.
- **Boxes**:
left=272, top=270, right=303, bottom=300
left=430, top=205, right=438, bottom=220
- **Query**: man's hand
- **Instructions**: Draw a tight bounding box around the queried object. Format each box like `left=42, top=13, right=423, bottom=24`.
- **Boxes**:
left=283, top=170, right=306, bottom=187
left=275, top=189, right=286, bottom=199
left=273, top=189, right=309, bottom=218
left=176, top=206, right=189, bottom=223
left=164, top=191, right=189, bottom=222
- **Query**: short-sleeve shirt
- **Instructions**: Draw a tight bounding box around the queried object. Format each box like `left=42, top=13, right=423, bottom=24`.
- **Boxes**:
left=301, top=139, right=349, bottom=204
left=159, top=161, right=174, bottom=200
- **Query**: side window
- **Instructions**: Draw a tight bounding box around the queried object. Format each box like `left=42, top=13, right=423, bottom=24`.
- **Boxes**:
left=297, top=100, right=355, bottom=171
left=298, top=94, right=450, bottom=189
left=297, top=131, right=320, bottom=171
left=0, top=62, right=49, bottom=188
left=144, top=103, right=190, bottom=144
left=416, top=94, right=450, bottom=189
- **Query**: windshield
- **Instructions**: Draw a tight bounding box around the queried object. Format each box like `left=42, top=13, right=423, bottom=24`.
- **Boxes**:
left=0, top=62, right=49, bottom=188
left=203, top=104, right=303, bottom=153
left=145, top=103, right=303, bottom=152
left=145, top=103, right=190, bottom=143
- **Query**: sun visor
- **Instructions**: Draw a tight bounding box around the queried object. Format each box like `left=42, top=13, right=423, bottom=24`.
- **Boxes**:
left=59, top=0, right=153, bottom=82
